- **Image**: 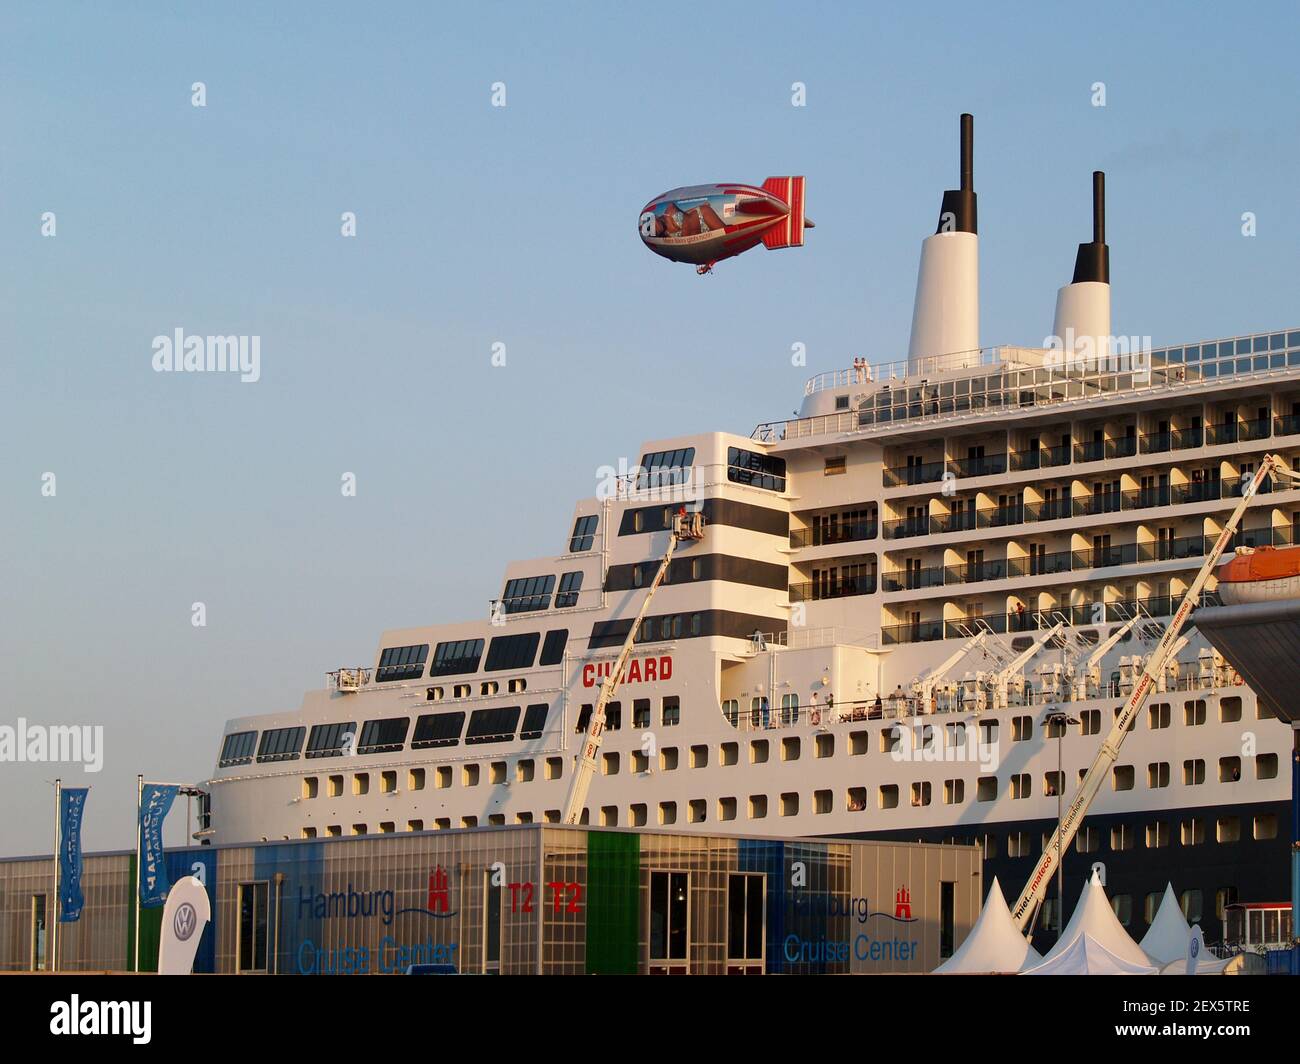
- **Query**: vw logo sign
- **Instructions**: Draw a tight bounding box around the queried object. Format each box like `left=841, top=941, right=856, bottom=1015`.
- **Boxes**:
left=173, top=902, right=198, bottom=942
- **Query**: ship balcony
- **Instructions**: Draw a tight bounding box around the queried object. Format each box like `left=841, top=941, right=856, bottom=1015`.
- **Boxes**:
left=788, top=573, right=878, bottom=602
left=940, top=558, right=1011, bottom=584
left=948, top=452, right=1008, bottom=478
left=788, top=516, right=877, bottom=549
left=930, top=503, right=1023, bottom=534
left=880, top=565, right=945, bottom=592
left=881, top=514, right=931, bottom=540
left=1010, top=442, right=1073, bottom=472
left=1206, top=422, right=1238, bottom=446
left=1140, top=427, right=1203, bottom=454
left=881, top=469, right=1293, bottom=544
left=1073, top=436, right=1139, bottom=463
left=882, top=525, right=1290, bottom=594
left=880, top=591, right=1224, bottom=644
left=882, top=459, right=946, bottom=488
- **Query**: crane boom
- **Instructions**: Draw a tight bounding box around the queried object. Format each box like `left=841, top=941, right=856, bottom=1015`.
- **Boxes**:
left=914, top=630, right=988, bottom=706
left=562, top=510, right=704, bottom=824
left=997, top=622, right=1064, bottom=683
left=1011, top=454, right=1296, bottom=929
left=1086, top=611, right=1142, bottom=669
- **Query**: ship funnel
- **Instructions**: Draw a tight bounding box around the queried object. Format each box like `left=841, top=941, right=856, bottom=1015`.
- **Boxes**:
left=907, top=113, right=980, bottom=374
left=1051, top=170, right=1112, bottom=363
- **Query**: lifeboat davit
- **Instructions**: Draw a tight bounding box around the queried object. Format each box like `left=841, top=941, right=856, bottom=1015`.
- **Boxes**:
left=1217, top=546, right=1300, bottom=604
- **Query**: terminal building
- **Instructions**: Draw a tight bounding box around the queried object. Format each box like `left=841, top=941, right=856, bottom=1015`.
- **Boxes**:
left=0, top=827, right=979, bottom=975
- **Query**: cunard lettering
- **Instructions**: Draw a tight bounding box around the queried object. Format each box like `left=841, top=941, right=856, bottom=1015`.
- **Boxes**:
left=581, top=655, right=673, bottom=688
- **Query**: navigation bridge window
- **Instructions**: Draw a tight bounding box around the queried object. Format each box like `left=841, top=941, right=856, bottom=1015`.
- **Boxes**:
left=357, top=717, right=410, bottom=755
left=255, top=727, right=304, bottom=764
left=306, top=722, right=356, bottom=759
left=376, top=643, right=429, bottom=682
left=502, top=575, right=556, bottom=613
left=637, top=447, right=695, bottom=490
left=569, top=514, right=598, bottom=552
left=430, top=638, right=484, bottom=677
left=218, top=730, right=257, bottom=767
left=727, top=447, right=786, bottom=492
left=555, top=571, right=583, bottom=608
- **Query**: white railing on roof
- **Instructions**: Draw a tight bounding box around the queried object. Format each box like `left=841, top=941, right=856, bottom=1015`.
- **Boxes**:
left=748, top=626, right=879, bottom=651
left=763, top=329, right=1300, bottom=443
left=804, top=345, right=1014, bottom=395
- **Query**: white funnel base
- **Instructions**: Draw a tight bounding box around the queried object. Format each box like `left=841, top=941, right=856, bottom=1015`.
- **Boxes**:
left=1051, top=281, right=1112, bottom=364
left=907, top=231, right=979, bottom=373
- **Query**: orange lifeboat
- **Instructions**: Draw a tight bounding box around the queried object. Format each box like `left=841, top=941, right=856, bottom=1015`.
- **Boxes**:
left=1217, top=545, right=1300, bottom=604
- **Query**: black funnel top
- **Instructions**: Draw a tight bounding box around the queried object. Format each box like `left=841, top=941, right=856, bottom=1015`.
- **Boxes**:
left=1071, top=170, right=1110, bottom=283
left=936, top=113, right=977, bottom=234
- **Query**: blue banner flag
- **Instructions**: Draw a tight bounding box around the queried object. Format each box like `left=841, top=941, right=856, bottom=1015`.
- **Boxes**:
left=58, top=788, right=89, bottom=922
left=138, top=783, right=179, bottom=908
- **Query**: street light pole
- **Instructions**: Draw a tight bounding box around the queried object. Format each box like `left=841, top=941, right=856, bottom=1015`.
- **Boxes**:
left=1045, top=709, right=1079, bottom=942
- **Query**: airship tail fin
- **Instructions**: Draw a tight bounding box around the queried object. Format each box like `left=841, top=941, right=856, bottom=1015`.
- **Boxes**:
left=760, top=176, right=807, bottom=248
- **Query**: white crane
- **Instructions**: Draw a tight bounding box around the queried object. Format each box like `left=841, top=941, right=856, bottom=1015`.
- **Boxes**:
left=957, top=622, right=1063, bottom=712
left=995, top=621, right=1065, bottom=709
left=562, top=509, right=705, bottom=824
left=1073, top=611, right=1143, bottom=700
left=911, top=630, right=988, bottom=713
left=1011, top=452, right=1300, bottom=930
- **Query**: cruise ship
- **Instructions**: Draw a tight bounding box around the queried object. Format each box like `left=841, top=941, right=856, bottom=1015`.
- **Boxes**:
left=203, top=116, right=1297, bottom=947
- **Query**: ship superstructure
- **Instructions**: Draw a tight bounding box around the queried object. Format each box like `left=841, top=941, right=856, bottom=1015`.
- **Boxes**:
left=204, top=116, right=1298, bottom=943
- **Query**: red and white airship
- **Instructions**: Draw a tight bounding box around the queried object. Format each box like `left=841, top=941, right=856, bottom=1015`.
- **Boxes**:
left=639, top=177, right=812, bottom=274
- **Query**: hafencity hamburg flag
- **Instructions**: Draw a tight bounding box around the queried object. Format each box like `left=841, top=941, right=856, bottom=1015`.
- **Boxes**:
left=58, top=787, right=89, bottom=922
left=138, top=783, right=179, bottom=908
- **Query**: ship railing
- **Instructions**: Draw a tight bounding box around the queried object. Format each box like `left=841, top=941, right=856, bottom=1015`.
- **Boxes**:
left=765, top=329, right=1300, bottom=443
left=722, top=696, right=913, bottom=732
left=802, top=345, right=1012, bottom=395
left=747, top=627, right=879, bottom=651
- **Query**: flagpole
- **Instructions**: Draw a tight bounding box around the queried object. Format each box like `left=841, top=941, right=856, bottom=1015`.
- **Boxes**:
left=52, top=778, right=61, bottom=973
left=134, top=773, right=143, bottom=973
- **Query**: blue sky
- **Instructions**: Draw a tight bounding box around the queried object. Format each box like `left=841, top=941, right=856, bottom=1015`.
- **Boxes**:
left=1, top=1, right=1297, bottom=854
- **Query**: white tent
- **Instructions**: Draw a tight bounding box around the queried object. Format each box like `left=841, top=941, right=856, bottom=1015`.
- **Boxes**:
left=1158, top=956, right=1230, bottom=976
left=1140, top=884, right=1230, bottom=973
left=1023, top=932, right=1158, bottom=976
left=933, top=876, right=1043, bottom=974
left=1020, top=870, right=1155, bottom=974
left=1140, top=883, right=1192, bottom=964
